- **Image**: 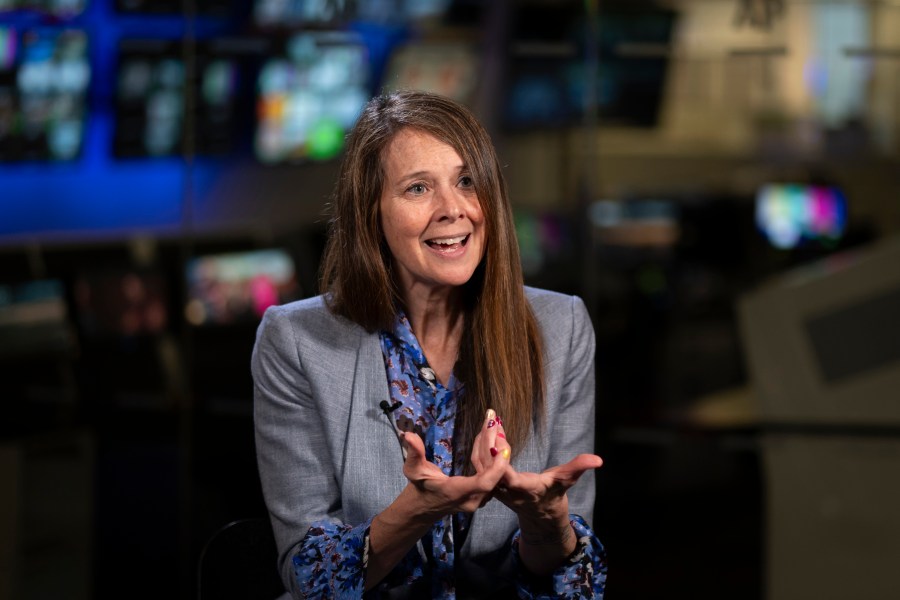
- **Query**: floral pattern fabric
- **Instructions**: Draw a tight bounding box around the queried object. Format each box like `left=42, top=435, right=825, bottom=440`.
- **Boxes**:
left=291, top=312, right=607, bottom=598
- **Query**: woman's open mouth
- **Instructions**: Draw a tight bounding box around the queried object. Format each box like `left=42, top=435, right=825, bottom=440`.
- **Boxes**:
left=425, top=234, right=470, bottom=252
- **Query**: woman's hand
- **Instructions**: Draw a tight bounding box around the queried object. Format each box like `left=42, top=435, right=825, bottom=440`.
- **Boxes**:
left=488, top=417, right=603, bottom=575
left=400, top=414, right=508, bottom=520
left=366, top=409, right=509, bottom=589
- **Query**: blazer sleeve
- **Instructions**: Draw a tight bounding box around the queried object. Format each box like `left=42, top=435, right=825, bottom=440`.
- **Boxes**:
left=548, top=295, right=597, bottom=525
left=251, top=304, right=346, bottom=596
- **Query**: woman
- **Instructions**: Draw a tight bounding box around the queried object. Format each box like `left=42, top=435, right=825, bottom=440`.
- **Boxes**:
left=252, top=91, right=606, bottom=599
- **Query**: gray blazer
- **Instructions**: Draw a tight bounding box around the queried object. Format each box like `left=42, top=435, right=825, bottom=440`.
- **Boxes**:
left=252, top=287, right=597, bottom=598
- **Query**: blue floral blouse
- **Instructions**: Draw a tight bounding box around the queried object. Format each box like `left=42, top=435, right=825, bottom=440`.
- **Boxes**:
left=292, top=312, right=608, bottom=598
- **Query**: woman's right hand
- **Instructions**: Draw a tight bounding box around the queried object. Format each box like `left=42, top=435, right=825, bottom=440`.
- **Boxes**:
left=366, top=410, right=508, bottom=589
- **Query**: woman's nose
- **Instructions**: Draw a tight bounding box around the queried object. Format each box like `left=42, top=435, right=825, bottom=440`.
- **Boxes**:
left=435, top=186, right=465, bottom=221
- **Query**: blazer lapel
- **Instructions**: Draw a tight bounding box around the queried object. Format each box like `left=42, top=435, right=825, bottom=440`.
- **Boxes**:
left=340, top=329, right=408, bottom=524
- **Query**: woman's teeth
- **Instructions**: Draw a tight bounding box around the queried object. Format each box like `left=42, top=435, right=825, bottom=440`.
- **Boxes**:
left=427, top=235, right=467, bottom=247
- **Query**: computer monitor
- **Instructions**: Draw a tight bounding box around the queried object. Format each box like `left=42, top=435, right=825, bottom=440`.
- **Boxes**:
left=184, top=248, right=302, bottom=327
left=738, top=235, right=900, bottom=425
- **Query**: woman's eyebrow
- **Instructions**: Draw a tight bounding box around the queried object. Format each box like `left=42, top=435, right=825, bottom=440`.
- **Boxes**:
left=397, top=170, right=432, bottom=182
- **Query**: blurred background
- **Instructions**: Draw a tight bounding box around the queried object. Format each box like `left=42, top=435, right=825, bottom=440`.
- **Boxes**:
left=1, top=0, right=899, bottom=598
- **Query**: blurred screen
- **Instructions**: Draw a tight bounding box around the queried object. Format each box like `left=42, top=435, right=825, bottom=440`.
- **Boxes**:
left=0, top=27, right=90, bottom=161
left=354, top=0, right=451, bottom=23
left=255, top=31, right=369, bottom=163
left=185, top=249, right=302, bottom=326
left=114, top=38, right=258, bottom=158
left=382, top=42, right=477, bottom=105
left=253, top=0, right=350, bottom=28
left=504, top=5, right=675, bottom=129
left=114, top=39, right=184, bottom=158
left=115, top=0, right=231, bottom=15
left=0, top=279, right=73, bottom=357
left=73, top=269, right=169, bottom=338
left=0, top=0, right=87, bottom=17
left=755, top=183, right=848, bottom=250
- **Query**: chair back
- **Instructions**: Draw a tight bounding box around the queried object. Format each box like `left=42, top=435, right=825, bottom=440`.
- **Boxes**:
left=197, top=518, right=284, bottom=600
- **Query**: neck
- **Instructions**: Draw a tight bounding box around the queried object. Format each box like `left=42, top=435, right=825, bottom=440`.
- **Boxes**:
left=400, top=285, right=465, bottom=384
left=402, top=285, right=463, bottom=342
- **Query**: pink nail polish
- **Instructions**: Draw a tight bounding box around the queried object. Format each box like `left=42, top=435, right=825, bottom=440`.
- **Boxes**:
left=497, top=432, right=506, bottom=439
left=487, top=419, right=496, bottom=428
left=490, top=447, right=498, bottom=457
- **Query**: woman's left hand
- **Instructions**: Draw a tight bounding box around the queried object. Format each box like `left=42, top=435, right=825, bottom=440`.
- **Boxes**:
left=488, top=418, right=603, bottom=574
left=496, top=453, right=602, bottom=528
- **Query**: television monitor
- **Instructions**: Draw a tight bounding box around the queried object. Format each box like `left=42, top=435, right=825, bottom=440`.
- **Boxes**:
left=253, top=0, right=351, bottom=28
left=354, top=0, right=451, bottom=23
left=255, top=31, right=369, bottom=163
left=0, top=279, right=73, bottom=358
left=185, top=248, right=302, bottom=326
left=72, top=269, right=169, bottom=338
left=503, top=4, right=676, bottom=129
left=114, top=0, right=232, bottom=16
left=738, top=235, right=900, bottom=425
left=755, top=183, right=848, bottom=250
left=0, top=0, right=87, bottom=18
left=114, top=38, right=259, bottom=158
left=381, top=41, right=478, bottom=106
left=0, top=27, right=90, bottom=161
left=114, top=39, right=184, bottom=158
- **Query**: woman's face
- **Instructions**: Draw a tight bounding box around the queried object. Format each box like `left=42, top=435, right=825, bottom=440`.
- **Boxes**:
left=379, top=128, right=486, bottom=299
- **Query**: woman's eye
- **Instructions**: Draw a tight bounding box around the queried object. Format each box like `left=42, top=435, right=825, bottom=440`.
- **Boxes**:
left=407, top=183, right=427, bottom=195
left=458, top=176, right=474, bottom=188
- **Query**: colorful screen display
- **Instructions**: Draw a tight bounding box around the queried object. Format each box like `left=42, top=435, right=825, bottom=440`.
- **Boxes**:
left=755, top=183, right=848, bottom=250
left=185, top=249, right=302, bottom=326
left=255, top=31, right=369, bottom=163
left=382, top=42, right=478, bottom=105
left=0, top=27, right=90, bottom=161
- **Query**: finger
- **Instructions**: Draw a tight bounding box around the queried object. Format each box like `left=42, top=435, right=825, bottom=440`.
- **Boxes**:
left=470, top=430, right=486, bottom=473
left=490, top=426, right=511, bottom=461
left=546, top=454, right=604, bottom=486
left=472, top=408, right=499, bottom=472
left=479, top=437, right=511, bottom=489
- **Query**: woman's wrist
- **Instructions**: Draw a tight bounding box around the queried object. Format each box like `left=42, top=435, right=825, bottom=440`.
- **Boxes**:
left=518, top=517, right=574, bottom=547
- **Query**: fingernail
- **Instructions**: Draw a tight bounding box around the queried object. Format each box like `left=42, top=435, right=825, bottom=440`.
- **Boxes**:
left=496, top=415, right=503, bottom=426
left=490, top=447, right=498, bottom=457
left=501, top=448, right=510, bottom=460
left=497, top=432, right=506, bottom=439
left=486, top=409, right=495, bottom=421
left=487, top=419, right=496, bottom=428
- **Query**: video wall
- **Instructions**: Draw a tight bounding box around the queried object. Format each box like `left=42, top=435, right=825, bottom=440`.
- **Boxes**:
left=0, top=0, right=471, bottom=238
left=0, top=0, right=678, bottom=241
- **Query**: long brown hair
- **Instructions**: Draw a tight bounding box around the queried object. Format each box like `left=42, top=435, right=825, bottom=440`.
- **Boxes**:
left=320, top=90, right=544, bottom=456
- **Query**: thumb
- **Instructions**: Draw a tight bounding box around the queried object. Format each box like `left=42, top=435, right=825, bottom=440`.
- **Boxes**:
left=401, top=432, right=427, bottom=467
